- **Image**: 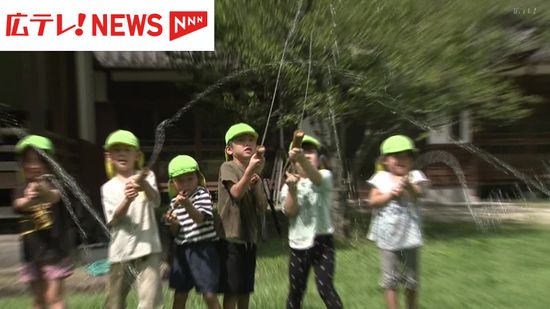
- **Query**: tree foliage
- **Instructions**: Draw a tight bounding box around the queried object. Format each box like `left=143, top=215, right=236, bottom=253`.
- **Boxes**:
left=171, top=0, right=550, bottom=182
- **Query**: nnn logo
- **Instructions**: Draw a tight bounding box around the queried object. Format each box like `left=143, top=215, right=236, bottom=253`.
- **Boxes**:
left=169, top=11, right=207, bottom=41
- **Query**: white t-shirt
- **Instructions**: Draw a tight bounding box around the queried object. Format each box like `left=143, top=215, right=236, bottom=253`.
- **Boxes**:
left=367, top=170, right=429, bottom=250
left=280, top=169, right=334, bottom=250
left=101, top=171, right=162, bottom=263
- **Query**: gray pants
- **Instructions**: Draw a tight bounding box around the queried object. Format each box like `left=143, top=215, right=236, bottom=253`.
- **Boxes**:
left=105, top=253, right=163, bottom=309
left=379, top=248, right=419, bottom=289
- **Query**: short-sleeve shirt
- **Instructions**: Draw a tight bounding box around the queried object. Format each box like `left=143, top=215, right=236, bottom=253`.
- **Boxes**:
left=171, top=186, right=219, bottom=244
left=280, top=169, right=335, bottom=250
left=101, top=171, right=162, bottom=263
left=216, top=161, right=266, bottom=243
left=367, top=170, right=429, bottom=251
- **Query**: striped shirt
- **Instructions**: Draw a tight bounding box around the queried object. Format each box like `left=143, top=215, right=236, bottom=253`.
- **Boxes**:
left=171, top=187, right=218, bottom=244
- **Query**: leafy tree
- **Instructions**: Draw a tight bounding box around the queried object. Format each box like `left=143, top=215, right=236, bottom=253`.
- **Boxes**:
left=170, top=0, right=550, bottom=235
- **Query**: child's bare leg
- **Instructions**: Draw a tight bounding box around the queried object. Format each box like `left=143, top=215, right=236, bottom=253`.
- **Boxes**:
left=405, top=289, right=417, bottom=309
left=223, top=294, right=249, bottom=309
left=30, top=280, right=47, bottom=309
left=384, top=288, right=398, bottom=309
left=44, top=279, right=65, bottom=309
left=202, top=292, right=221, bottom=309
left=172, top=291, right=189, bottom=309
left=237, top=294, right=250, bottom=309
left=223, top=294, right=238, bottom=309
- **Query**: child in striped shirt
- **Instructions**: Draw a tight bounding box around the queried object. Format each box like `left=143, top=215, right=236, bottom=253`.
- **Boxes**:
left=164, top=155, right=221, bottom=309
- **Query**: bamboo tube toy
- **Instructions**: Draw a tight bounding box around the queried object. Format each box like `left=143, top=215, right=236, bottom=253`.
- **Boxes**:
left=291, top=130, right=305, bottom=149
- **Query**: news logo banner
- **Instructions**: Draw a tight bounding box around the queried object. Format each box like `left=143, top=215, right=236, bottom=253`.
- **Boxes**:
left=0, top=0, right=214, bottom=51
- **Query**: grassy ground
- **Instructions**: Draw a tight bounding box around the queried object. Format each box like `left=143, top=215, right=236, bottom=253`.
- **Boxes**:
left=516, top=201, right=550, bottom=208
left=2, top=222, right=550, bottom=308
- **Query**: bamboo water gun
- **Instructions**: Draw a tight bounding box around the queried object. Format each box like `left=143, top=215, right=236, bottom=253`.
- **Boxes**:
left=283, top=130, right=305, bottom=172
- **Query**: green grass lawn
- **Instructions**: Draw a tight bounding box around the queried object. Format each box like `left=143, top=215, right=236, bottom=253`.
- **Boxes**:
left=2, top=222, right=550, bottom=308
left=516, top=201, right=550, bottom=208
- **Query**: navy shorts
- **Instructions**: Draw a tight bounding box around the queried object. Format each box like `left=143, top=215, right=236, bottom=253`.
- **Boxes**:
left=169, top=241, right=221, bottom=293
left=219, top=240, right=257, bottom=294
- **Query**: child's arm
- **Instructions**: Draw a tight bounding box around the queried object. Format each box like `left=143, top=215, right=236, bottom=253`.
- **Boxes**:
left=228, top=153, right=264, bottom=200
left=134, top=171, right=161, bottom=207
left=290, top=148, right=322, bottom=186
left=403, top=172, right=429, bottom=201
left=251, top=174, right=268, bottom=213
left=282, top=172, right=300, bottom=217
left=13, top=183, right=37, bottom=211
left=175, top=192, right=207, bottom=224
left=13, top=196, right=34, bottom=211
left=163, top=209, right=180, bottom=236
left=404, top=180, right=422, bottom=201
left=13, top=181, right=60, bottom=211
left=36, top=179, right=61, bottom=204
left=368, top=185, right=403, bottom=208
left=108, top=182, right=139, bottom=224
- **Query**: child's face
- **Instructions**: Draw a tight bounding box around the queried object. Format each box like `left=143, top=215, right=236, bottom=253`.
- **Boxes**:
left=383, top=151, right=413, bottom=176
left=226, top=134, right=258, bottom=161
left=296, top=146, right=320, bottom=174
left=107, top=143, right=139, bottom=173
left=21, top=149, right=48, bottom=181
left=172, top=172, right=198, bottom=194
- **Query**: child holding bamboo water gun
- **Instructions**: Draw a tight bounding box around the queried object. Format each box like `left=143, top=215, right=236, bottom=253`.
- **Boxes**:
left=280, top=133, right=343, bottom=309
left=367, top=135, right=429, bottom=309
left=163, top=155, right=221, bottom=309
left=13, top=135, right=75, bottom=309
left=217, top=123, right=268, bottom=309
left=101, top=130, right=163, bottom=309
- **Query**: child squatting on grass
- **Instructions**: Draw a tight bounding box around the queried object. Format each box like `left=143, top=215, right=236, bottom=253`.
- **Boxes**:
left=367, top=135, right=430, bottom=309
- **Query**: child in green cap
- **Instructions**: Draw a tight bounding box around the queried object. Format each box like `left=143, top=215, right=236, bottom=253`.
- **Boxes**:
left=163, top=155, right=221, bottom=309
left=217, top=123, right=268, bottom=309
left=367, top=135, right=429, bottom=309
left=101, top=130, right=163, bottom=309
left=280, top=134, right=343, bottom=309
left=12, top=134, right=75, bottom=309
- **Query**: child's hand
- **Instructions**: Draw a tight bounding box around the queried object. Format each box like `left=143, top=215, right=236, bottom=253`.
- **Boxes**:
left=390, top=183, right=404, bottom=198
left=163, top=210, right=179, bottom=226
left=391, top=177, right=412, bottom=200
left=128, top=175, right=145, bottom=192
left=249, top=151, right=265, bottom=173
left=288, top=148, right=304, bottom=163
left=250, top=173, right=260, bottom=185
left=124, top=181, right=139, bottom=201
left=285, top=172, right=299, bottom=190
left=134, top=169, right=149, bottom=187
left=24, top=182, right=40, bottom=200
left=174, top=192, right=192, bottom=208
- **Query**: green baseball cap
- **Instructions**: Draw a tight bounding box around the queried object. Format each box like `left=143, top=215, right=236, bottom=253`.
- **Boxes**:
left=224, top=123, right=258, bottom=145
left=15, top=135, right=55, bottom=155
left=380, top=135, right=417, bottom=155
left=168, top=155, right=200, bottom=178
left=288, top=134, right=321, bottom=150
left=168, top=155, right=206, bottom=196
left=104, top=130, right=140, bottom=150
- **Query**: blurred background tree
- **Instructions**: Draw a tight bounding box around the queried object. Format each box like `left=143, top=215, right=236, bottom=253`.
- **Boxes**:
left=169, top=0, right=550, bottom=235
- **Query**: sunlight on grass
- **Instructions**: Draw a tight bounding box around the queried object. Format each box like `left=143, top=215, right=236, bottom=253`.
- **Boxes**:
left=1, top=223, right=549, bottom=308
